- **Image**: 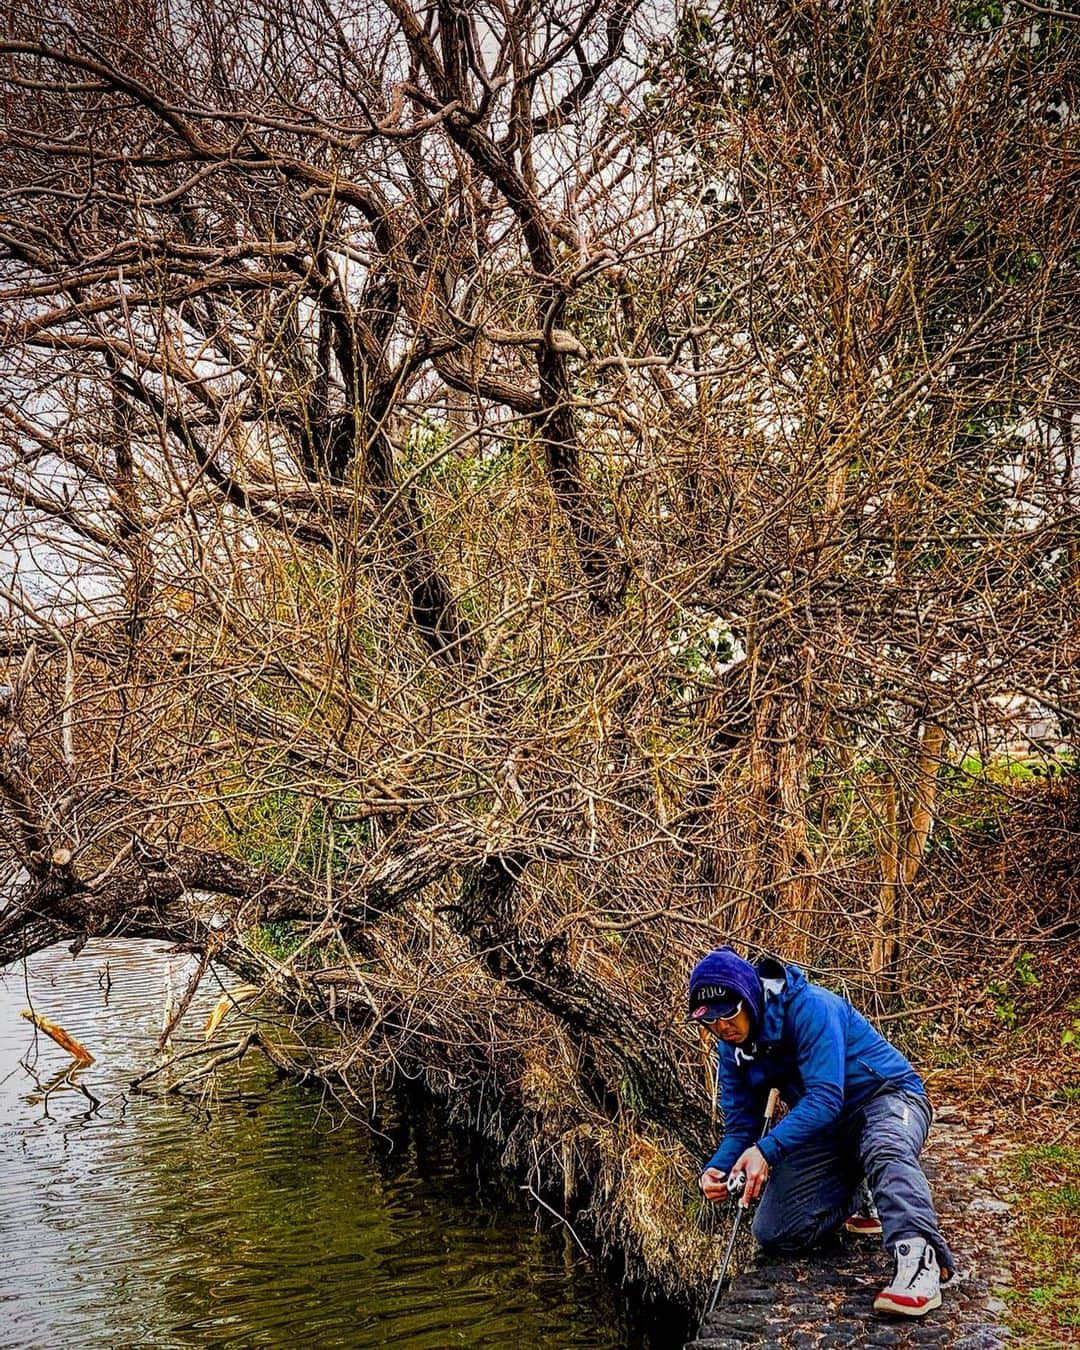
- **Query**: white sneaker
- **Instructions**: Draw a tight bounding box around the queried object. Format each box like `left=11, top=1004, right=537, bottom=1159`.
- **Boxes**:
left=844, top=1179, right=882, bottom=1237
left=873, top=1237, right=942, bottom=1317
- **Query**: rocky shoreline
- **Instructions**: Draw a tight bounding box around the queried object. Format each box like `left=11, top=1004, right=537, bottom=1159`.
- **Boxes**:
left=686, top=1111, right=1018, bottom=1350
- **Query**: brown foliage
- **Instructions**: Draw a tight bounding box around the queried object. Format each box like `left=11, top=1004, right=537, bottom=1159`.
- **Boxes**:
left=0, top=0, right=1077, bottom=1290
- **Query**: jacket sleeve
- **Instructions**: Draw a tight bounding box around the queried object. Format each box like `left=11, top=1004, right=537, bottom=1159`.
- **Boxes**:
left=703, top=1048, right=761, bottom=1175
left=756, top=994, right=846, bottom=1166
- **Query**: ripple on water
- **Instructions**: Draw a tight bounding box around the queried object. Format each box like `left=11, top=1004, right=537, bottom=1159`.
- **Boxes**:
left=0, top=941, right=680, bottom=1350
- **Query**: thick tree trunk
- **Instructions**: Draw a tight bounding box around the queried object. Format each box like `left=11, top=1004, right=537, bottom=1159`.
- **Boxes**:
left=362, top=420, right=476, bottom=665
left=871, top=721, right=946, bottom=981
left=449, top=858, right=711, bottom=1156
left=0, top=844, right=710, bottom=1160
left=729, top=647, right=819, bottom=957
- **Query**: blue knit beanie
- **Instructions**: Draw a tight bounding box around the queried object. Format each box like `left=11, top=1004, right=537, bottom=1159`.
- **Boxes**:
left=687, top=947, right=764, bottom=1038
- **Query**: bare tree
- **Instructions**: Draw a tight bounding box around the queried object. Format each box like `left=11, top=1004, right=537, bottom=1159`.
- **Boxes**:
left=1, top=0, right=1076, bottom=1287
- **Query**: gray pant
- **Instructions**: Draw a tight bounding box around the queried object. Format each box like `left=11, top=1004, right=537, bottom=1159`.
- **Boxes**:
left=752, top=1090, right=955, bottom=1276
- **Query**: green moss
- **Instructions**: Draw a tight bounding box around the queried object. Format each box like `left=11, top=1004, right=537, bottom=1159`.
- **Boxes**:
left=250, top=920, right=307, bottom=962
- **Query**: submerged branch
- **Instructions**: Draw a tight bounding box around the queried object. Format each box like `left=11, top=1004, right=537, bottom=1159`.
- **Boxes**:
left=128, top=1030, right=261, bottom=1095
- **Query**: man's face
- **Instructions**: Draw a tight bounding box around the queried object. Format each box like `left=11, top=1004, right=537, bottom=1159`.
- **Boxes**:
left=702, top=1005, right=752, bottom=1044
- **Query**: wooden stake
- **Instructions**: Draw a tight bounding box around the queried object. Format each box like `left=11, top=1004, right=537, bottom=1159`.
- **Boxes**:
left=21, top=1009, right=95, bottom=1065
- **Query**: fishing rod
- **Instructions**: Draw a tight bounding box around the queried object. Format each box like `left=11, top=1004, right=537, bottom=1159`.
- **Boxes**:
left=700, top=1087, right=781, bottom=1325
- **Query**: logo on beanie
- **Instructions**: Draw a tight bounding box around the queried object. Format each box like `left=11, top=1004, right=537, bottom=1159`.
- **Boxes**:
left=687, top=983, right=742, bottom=1022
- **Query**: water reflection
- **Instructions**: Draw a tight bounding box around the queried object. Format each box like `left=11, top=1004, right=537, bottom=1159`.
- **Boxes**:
left=0, top=941, right=686, bottom=1349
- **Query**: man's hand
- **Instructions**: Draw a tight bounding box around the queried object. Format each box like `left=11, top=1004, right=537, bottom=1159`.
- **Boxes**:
left=730, top=1145, right=769, bottom=1205
left=699, top=1166, right=728, bottom=1202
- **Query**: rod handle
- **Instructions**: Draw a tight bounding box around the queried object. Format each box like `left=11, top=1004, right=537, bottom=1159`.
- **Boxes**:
left=764, top=1087, right=781, bottom=1127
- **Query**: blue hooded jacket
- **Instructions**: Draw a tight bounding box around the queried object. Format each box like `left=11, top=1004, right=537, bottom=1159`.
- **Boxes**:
left=704, top=957, right=926, bottom=1175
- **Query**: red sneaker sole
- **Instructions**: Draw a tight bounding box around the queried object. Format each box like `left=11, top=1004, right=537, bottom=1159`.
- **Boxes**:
left=873, top=1291, right=942, bottom=1317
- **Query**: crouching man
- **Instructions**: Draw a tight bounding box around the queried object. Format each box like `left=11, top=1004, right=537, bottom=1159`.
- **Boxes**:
left=691, top=946, right=955, bottom=1317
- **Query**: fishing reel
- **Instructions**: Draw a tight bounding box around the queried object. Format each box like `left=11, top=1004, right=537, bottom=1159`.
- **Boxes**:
left=725, top=1170, right=746, bottom=1197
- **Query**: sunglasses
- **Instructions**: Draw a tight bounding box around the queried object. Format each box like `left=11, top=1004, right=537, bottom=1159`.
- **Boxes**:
left=700, top=1001, right=744, bottom=1029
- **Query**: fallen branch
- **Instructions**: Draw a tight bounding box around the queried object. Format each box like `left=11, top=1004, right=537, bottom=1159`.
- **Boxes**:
left=128, top=1034, right=249, bottom=1090
left=21, top=1008, right=95, bottom=1064
left=521, top=1182, right=590, bottom=1256
left=874, top=1000, right=955, bottom=1024
left=129, top=1029, right=260, bottom=1095
left=24, top=1060, right=102, bottom=1113
left=158, top=949, right=211, bottom=1049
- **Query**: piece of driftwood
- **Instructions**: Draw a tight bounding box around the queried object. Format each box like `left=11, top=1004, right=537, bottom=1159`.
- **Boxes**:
left=203, top=984, right=259, bottom=1040
left=21, top=1008, right=95, bottom=1064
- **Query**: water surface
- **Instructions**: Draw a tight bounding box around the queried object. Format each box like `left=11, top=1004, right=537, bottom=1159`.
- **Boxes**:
left=0, top=941, right=686, bottom=1349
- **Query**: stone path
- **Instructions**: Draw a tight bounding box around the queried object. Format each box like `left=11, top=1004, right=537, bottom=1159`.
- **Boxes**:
left=685, top=1112, right=1016, bottom=1350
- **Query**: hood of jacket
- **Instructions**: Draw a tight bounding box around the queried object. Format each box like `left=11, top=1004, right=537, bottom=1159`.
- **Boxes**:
left=754, top=955, right=806, bottom=1044
left=688, top=946, right=765, bottom=1040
